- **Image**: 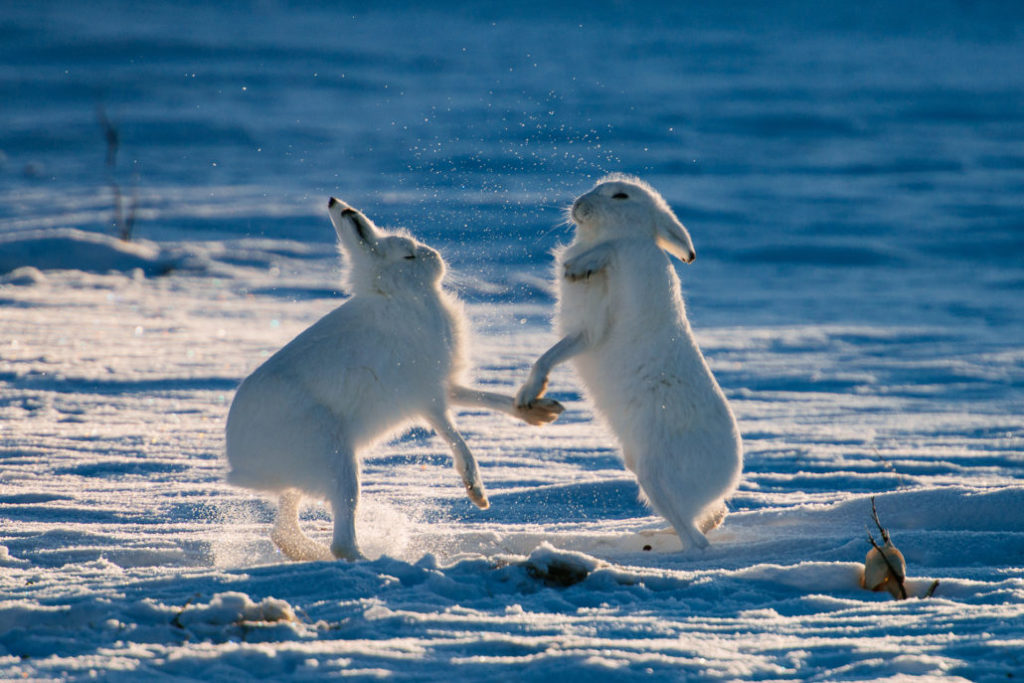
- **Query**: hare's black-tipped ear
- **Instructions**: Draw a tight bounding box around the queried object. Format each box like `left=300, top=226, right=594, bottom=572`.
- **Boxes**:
left=327, top=198, right=381, bottom=254
left=654, top=206, right=696, bottom=264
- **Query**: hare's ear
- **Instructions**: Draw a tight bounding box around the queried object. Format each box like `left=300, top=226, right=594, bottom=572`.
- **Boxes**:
left=654, top=205, right=696, bottom=264
left=327, top=197, right=381, bottom=256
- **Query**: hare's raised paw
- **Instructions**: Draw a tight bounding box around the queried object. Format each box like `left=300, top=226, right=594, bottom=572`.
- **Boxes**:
left=515, top=375, right=549, bottom=411
left=517, top=397, right=565, bottom=425
left=564, top=261, right=598, bottom=282
left=564, top=244, right=612, bottom=282
left=466, top=483, right=490, bottom=510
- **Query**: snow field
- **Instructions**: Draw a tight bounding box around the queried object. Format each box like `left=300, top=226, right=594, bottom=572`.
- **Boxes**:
left=1, top=243, right=1021, bottom=680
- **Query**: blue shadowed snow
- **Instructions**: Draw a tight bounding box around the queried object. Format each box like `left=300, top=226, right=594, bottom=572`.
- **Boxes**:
left=3, top=1, right=1023, bottom=337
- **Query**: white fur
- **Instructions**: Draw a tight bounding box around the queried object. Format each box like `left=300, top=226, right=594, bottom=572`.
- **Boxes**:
left=516, top=174, right=742, bottom=551
left=226, top=198, right=563, bottom=561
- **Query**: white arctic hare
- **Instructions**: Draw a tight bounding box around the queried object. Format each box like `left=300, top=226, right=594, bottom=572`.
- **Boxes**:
left=226, top=198, right=564, bottom=562
left=516, top=175, right=742, bottom=551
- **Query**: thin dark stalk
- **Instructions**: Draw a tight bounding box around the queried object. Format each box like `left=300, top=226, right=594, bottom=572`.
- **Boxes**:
left=867, top=496, right=907, bottom=600
left=97, top=103, right=136, bottom=241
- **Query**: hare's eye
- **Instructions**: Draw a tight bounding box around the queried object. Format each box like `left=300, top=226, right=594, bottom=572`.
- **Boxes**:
left=612, top=192, right=629, bottom=199
left=403, top=254, right=416, bottom=260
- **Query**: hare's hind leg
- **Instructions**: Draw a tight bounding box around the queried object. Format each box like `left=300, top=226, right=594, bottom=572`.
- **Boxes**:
left=657, top=509, right=710, bottom=551
left=425, top=409, right=489, bottom=509
left=635, top=472, right=711, bottom=551
left=326, top=448, right=365, bottom=561
left=678, top=520, right=711, bottom=550
left=271, top=489, right=334, bottom=562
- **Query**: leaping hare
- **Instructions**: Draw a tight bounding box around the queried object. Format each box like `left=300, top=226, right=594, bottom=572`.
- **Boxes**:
left=226, top=198, right=564, bottom=561
left=516, top=175, right=742, bottom=551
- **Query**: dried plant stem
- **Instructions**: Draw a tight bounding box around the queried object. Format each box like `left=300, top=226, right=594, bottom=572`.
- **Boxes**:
left=867, top=496, right=907, bottom=600
left=97, top=104, right=137, bottom=241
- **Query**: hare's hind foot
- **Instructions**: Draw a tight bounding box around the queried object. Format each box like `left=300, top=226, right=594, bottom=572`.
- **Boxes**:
left=659, top=510, right=710, bottom=551
left=329, top=540, right=366, bottom=562
left=271, top=490, right=334, bottom=562
left=681, top=523, right=711, bottom=551
left=271, top=525, right=334, bottom=562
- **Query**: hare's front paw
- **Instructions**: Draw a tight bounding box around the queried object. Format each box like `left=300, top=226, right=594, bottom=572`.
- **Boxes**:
left=564, top=244, right=612, bottom=282
left=466, top=482, right=490, bottom=509
left=564, top=259, right=595, bottom=282
left=515, top=376, right=548, bottom=410
left=516, top=397, right=564, bottom=426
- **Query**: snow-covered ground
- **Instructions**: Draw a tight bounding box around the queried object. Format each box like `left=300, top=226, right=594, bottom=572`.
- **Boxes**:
left=1, top=234, right=1021, bottom=681
left=2, top=1, right=1023, bottom=680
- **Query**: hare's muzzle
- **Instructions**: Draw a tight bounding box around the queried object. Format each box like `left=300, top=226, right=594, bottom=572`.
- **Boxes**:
left=571, top=195, right=594, bottom=223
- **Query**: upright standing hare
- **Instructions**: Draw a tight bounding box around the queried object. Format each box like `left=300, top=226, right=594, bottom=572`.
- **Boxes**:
left=226, top=198, right=563, bottom=561
left=516, top=175, right=742, bottom=551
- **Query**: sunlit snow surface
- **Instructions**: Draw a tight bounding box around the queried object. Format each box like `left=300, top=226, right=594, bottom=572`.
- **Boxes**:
left=2, top=1, right=1024, bottom=681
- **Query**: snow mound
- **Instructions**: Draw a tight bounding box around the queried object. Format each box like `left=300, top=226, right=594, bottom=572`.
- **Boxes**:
left=0, top=266, right=47, bottom=285
left=0, top=546, right=30, bottom=568
left=175, top=592, right=296, bottom=628
left=171, top=592, right=302, bottom=643
left=0, top=228, right=209, bottom=276
left=516, top=542, right=605, bottom=588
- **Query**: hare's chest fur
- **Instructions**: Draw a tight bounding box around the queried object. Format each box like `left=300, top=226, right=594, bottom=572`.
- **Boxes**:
left=557, top=240, right=680, bottom=357
left=555, top=240, right=733, bottom=441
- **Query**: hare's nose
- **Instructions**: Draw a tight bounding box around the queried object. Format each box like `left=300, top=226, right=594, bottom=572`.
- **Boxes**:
left=572, top=196, right=593, bottom=221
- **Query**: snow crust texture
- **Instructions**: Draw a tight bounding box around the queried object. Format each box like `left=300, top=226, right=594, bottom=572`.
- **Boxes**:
left=1, top=252, right=1021, bottom=681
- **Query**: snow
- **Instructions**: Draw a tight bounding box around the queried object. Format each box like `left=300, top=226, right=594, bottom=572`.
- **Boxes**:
left=1, top=239, right=1021, bottom=680
left=3, top=1, right=1023, bottom=680
left=0, top=228, right=168, bottom=275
